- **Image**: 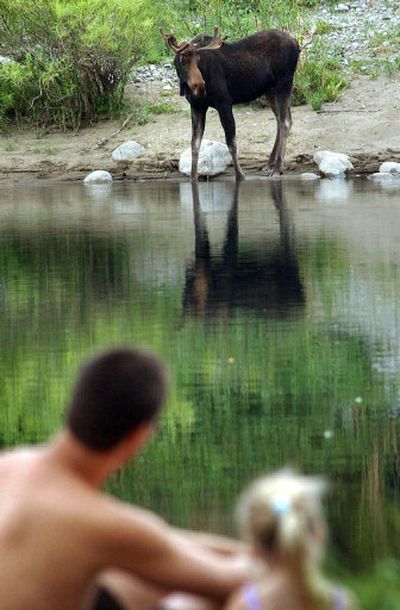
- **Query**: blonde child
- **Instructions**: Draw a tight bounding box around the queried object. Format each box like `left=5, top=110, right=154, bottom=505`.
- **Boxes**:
left=226, top=470, right=357, bottom=610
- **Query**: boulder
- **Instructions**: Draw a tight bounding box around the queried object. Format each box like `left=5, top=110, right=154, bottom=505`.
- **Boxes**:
left=179, top=139, right=232, bottom=177
left=368, top=172, right=400, bottom=185
left=300, top=172, right=320, bottom=181
left=111, top=140, right=145, bottom=162
left=313, top=150, right=353, bottom=177
left=84, top=170, right=113, bottom=184
left=379, top=161, right=400, bottom=175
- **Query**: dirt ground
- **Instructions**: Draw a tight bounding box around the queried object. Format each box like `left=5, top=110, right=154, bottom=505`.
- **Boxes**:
left=0, top=72, right=399, bottom=182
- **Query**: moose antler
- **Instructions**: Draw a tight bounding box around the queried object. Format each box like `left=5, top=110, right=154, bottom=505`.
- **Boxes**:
left=159, top=28, right=190, bottom=54
left=198, top=27, right=227, bottom=51
left=160, top=26, right=226, bottom=54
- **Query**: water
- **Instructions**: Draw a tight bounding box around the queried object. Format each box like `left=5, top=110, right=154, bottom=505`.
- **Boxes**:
left=0, top=177, right=399, bottom=604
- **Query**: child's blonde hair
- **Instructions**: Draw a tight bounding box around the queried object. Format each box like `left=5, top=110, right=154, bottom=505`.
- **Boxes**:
left=236, top=469, right=331, bottom=609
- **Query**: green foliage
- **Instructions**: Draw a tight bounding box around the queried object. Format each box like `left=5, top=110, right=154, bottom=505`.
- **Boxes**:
left=0, top=0, right=157, bottom=129
left=160, top=0, right=304, bottom=42
left=293, top=52, right=348, bottom=110
left=344, top=560, right=400, bottom=610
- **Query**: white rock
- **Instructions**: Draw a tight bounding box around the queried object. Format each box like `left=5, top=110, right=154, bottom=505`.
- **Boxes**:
left=179, top=139, right=232, bottom=177
left=313, top=150, right=353, bottom=177
left=111, top=140, right=145, bottom=162
left=300, top=172, right=321, bottom=181
left=0, top=55, right=13, bottom=64
left=336, top=3, right=350, bottom=10
left=379, top=161, right=400, bottom=175
left=84, top=170, right=113, bottom=184
left=368, top=172, right=400, bottom=184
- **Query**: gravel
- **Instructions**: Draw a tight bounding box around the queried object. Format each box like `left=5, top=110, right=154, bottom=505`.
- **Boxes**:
left=310, top=0, right=400, bottom=67
left=132, top=62, right=177, bottom=90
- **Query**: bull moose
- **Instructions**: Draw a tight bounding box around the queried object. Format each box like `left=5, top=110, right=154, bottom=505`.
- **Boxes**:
left=160, top=27, right=300, bottom=181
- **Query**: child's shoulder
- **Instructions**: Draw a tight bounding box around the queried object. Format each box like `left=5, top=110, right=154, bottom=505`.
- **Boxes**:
left=224, top=576, right=296, bottom=610
left=330, top=585, right=359, bottom=610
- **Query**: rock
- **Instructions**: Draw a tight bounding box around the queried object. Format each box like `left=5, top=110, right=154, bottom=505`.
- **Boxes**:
left=368, top=172, right=400, bottom=184
left=300, top=172, right=321, bottom=181
left=313, top=150, right=353, bottom=177
left=0, top=55, right=13, bottom=64
left=379, top=161, right=400, bottom=175
left=336, top=3, right=350, bottom=11
left=179, top=139, right=232, bottom=177
left=84, top=170, right=113, bottom=184
left=111, top=140, right=145, bottom=162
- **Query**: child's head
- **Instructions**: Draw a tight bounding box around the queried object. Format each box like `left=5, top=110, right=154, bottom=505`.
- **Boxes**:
left=236, top=470, right=327, bottom=569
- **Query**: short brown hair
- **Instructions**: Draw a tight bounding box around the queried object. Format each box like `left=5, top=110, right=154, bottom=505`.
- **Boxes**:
left=66, top=347, right=167, bottom=451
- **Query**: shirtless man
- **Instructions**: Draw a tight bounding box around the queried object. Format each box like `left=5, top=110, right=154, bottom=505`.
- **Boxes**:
left=0, top=347, right=252, bottom=610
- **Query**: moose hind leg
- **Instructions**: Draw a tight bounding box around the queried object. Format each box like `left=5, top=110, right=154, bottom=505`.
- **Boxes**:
left=217, top=104, right=245, bottom=181
left=191, top=106, right=207, bottom=182
left=267, top=92, right=292, bottom=176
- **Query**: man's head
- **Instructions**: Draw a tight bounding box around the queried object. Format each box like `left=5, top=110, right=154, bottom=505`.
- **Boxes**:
left=66, top=347, right=167, bottom=452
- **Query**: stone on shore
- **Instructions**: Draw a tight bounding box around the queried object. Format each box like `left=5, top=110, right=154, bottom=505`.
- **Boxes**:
left=111, top=140, right=145, bottom=162
left=369, top=172, right=400, bottom=185
left=179, top=140, right=232, bottom=177
left=300, top=172, right=321, bottom=181
left=379, top=161, right=400, bottom=175
left=313, top=150, right=353, bottom=177
left=84, top=170, right=113, bottom=184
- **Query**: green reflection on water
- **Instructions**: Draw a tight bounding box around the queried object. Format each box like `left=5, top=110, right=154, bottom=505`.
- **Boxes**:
left=0, top=179, right=399, bottom=609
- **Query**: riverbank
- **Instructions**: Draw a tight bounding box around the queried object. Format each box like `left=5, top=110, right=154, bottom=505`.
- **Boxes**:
left=0, top=72, right=399, bottom=182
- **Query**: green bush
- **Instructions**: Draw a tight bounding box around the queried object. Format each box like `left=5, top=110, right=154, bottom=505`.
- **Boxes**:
left=293, top=52, right=348, bottom=110
left=0, top=0, right=157, bottom=129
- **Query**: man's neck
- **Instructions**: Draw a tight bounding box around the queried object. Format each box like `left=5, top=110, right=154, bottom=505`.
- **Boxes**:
left=44, top=430, right=115, bottom=487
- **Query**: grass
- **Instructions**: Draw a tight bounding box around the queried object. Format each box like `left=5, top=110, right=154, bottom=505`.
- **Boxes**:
left=30, top=143, right=57, bottom=155
left=126, top=100, right=179, bottom=125
left=3, top=141, right=17, bottom=151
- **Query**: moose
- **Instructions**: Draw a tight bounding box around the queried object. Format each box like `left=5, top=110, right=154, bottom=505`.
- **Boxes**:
left=160, top=27, right=300, bottom=181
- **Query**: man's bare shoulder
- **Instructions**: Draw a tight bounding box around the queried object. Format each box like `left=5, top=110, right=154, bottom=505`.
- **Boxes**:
left=0, top=444, right=162, bottom=535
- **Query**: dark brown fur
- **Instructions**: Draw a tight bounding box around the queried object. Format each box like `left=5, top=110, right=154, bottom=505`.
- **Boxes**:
left=168, top=30, right=300, bottom=181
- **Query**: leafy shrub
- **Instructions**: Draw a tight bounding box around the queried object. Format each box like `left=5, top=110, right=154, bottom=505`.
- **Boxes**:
left=293, top=51, right=348, bottom=110
left=0, top=0, right=157, bottom=129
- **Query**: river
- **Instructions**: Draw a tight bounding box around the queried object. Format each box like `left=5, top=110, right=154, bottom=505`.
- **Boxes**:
left=0, top=177, right=399, bottom=607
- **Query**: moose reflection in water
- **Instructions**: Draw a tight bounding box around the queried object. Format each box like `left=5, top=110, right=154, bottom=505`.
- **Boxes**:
left=183, top=180, right=304, bottom=320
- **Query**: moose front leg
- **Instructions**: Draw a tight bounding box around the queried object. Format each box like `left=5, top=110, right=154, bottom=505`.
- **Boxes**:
left=190, top=106, right=207, bottom=182
left=217, top=104, right=245, bottom=181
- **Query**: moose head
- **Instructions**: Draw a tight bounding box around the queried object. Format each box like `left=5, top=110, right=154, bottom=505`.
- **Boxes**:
left=160, top=27, right=226, bottom=97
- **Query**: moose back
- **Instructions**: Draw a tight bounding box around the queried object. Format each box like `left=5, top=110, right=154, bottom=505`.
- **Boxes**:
left=161, top=27, right=300, bottom=181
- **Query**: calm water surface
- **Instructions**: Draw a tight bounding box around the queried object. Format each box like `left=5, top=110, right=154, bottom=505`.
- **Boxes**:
left=0, top=177, right=399, bottom=602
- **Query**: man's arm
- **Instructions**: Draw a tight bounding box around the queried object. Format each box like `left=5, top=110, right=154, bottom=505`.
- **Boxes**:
left=173, top=529, right=249, bottom=556
left=99, top=502, right=253, bottom=602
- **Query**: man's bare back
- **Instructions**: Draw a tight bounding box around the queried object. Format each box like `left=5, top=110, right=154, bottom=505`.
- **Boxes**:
left=0, top=349, right=251, bottom=610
